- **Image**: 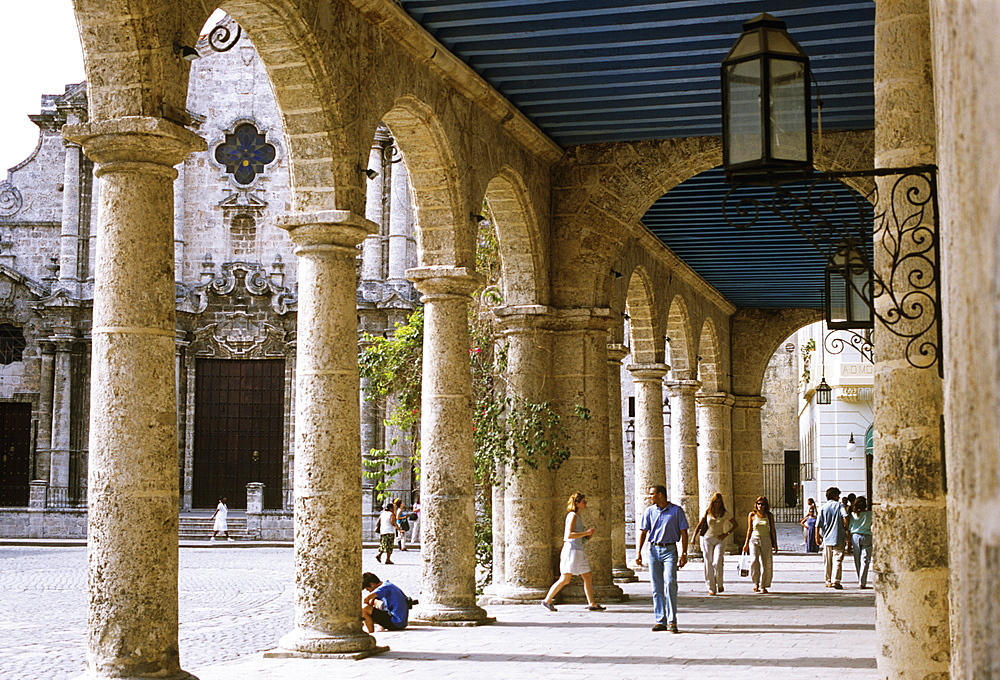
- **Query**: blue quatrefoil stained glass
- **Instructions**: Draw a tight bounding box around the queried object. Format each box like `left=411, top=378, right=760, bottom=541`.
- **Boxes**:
left=215, top=123, right=276, bottom=185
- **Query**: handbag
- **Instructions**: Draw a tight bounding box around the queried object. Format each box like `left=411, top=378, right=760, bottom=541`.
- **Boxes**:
left=695, top=515, right=709, bottom=537
left=737, top=552, right=750, bottom=578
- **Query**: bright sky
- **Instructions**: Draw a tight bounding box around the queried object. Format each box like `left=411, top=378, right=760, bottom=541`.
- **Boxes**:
left=0, top=0, right=85, bottom=175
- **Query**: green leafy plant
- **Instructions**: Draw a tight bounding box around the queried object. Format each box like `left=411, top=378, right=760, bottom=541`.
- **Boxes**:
left=800, top=338, right=816, bottom=389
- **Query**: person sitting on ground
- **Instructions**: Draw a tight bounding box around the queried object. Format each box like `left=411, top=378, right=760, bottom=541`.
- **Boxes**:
left=361, top=572, right=409, bottom=633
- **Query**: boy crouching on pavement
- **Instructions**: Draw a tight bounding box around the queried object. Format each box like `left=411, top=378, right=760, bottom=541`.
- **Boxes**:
left=361, top=572, right=410, bottom=633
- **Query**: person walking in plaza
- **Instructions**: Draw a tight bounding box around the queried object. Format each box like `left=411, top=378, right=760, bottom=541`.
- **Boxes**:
left=801, top=498, right=819, bottom=553
left=849, top=496, right=874, bottom=588
left=743, top=495, right=778, bottom=593
left=361, top=571, right=410, bottom=633
left=541, top=492, right=606, bottom=612
left=816, top=486, right=849, bottom=589
left=210, top=497, right=233, bottom=542
left=635, top=485, right=689, bottom=633
left=697, top=492, right=737, bottom=595
left=393, top=498, right=409, bottom=551
left=409, top=496, right=421, bottom=544
left=376, top=501, right=397, bottom=564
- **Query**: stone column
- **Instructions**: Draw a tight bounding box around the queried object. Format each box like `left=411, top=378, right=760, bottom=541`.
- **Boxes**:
left=173, top=162, right=186, bottom=281
left=48, top=335, right=74, bottom=491
left=361, top=134, right=387, bottom=283
left=627, top=363, right=670, bottom=537
left=63, top=116, right=205, bottom=680
left=387, top=157, right=411, bottom=289
left=873, top=1, right=949, bottom=677
left=408, top=266, right=491, bottom=624
left=666, top=380, right=700, bottom=530
left=34, top=341, right=55, bottom=484
left=730, top=396, right=766, bottom=536
left=483, top=305, right=555, bottom=603
left=695, top=392, right=735, bottom=548
left=59, top=140, right=81, bottom=293
left=607, top=344, right=637, bottom=582
left=273, top=210, right=378, bottom=657
left=930, top=1, right=1000, bottom=675
left=550, top=308, right=624, bottom=602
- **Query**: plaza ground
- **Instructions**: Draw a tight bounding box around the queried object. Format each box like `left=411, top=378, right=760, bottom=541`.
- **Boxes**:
left=1, top=524, right=876, bottom=680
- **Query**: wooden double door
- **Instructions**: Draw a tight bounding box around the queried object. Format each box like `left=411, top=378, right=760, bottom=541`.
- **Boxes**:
left=0, top=402, right=32, bottom=507
left=192, top=359, right=285, bottom=509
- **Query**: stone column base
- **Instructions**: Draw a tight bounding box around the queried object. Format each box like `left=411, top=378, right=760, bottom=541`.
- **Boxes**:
left=556, top=582, right=627, bottom=603
left=277, top=628, right=377, bottom=656
left=76, top=672, right=197, bottom=680
left=264, top=646, right=388, bottom=660
left=478, top=583, right=549, bottom=605
left=612, top=566, right=639, bottom=583
left=410, top=603, right=495, bottom=626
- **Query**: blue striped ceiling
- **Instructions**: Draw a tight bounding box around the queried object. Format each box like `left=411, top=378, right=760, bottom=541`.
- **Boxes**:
left=398, top=1, right=876, bottom=309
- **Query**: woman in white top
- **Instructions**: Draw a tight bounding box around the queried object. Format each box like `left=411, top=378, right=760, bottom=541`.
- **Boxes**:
left=697, top=492, right=737, bottom=594
left=541, top=492, right=606, bottom=612
left=210, top=497, right=233, bottom=542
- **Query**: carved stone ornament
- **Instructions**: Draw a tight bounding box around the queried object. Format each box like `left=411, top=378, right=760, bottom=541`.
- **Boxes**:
left=0, top=182, right=24, bottom=217
left=179, top=261, right=295, bottom=315
left=191, top=311, right=286, bottom=359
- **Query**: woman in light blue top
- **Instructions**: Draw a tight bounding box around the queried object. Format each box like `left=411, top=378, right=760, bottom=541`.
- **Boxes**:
left=849, top=496, right=873, bottom=588
left=541, top=492, right=605, bottom=612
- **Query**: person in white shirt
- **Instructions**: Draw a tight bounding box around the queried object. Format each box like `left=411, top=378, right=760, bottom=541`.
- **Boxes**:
left=376, top=501, right=397, bottom=564
left=696, top=492, right=737, bottom=595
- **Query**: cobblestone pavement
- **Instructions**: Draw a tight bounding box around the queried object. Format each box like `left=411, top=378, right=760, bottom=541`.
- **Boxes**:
left=1, top=524, right=875, bottom=680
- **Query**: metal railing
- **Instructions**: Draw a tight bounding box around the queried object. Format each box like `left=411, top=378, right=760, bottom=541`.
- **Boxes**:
left=46, top=486, right=88, bottom=509
left=762, top=463, right=803, bottom=523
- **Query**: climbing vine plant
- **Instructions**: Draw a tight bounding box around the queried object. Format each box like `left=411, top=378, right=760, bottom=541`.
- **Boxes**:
left=359, top=207, right=585, bottom=590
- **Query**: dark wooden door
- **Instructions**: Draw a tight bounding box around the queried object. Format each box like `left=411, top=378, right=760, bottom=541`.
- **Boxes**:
left=0, top=402, right=32, bottom=507
left=193, top=359, right=285, bottom=509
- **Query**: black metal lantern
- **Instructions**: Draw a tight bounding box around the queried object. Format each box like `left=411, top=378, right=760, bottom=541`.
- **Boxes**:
left=722, top=13, right=812, bottom=183
left=815, top=377, right=833, bottom=405
left=825, top=241, right=874, bottom=329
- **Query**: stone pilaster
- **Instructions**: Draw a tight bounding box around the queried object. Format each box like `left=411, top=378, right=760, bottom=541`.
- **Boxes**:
left=63, top=116, right=205, bottom=680
left=408, top=266, right=491, bottom=624
left=695, top=391, right=735, bottom=550
left=59, top=141, right=81, bottom=293
left=607, top=344, right=637, bottom=582
left=930, top=1, right=1000, bottom=675
left=173, top=162, right=186, bottom=281
left=273, top=210, right=379, bottom=656
left=666, top=380, right=700, bottom=531
left=361, top=135, right=387, bottom=283
left=549, top=308, right=624, bottom=602
left=481, top=305, right=555, bottom=603
left=874, top=1, right=949, bottom=676
left=731, top=395, right=766, bottom=536
left=627, top=363, right=670, bottom=542
left=48, top=335, right=74, bottom=491
left=34, top=340, right=55, bottom=484
left=387, top=157, right=411, bottom=287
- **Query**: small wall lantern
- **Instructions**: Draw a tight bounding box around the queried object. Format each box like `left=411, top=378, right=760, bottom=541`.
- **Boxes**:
left=826, top=241, right=874, bottom=329
left=721, top=13, right=812, bottom=184
left=815, top=377, right=832, bottom=405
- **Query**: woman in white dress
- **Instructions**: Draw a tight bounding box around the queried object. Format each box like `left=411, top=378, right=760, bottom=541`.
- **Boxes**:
left=541, top=492, right=606, bottom=612
left=697, top=491, right=737, bottom=595
left=210, top=497, right=233, bottom=542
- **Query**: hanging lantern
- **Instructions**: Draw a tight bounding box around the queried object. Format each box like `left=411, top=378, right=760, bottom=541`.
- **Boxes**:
left=722, top=13, right=813, bottom=184
left=815, top=377, right=833, bottom=405
left=826, top=241, right=874, bottom=329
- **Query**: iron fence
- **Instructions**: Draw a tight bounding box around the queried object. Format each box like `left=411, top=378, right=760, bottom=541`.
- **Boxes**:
left=46, top=486, right=88, bottom=509
left=762, top=463, right=804, bottom=522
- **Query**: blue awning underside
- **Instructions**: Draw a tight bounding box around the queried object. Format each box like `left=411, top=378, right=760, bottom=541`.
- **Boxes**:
left=398, top=0, right=876, bottom=309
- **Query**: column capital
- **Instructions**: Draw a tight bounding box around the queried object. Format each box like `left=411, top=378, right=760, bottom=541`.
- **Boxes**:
left=606, top=343, right=630, bottom=364
left=731, top=394, right=767, bottom=410
left=547, top=306, right=614, bottom=333
left=665, top=379, right=701, bottom=396
left=63, top=116, right=206, bottom=171
left=407, top=266, right=483, bottom=297
left=493, top=304, right=555, bottom=333
left=277, top=210, right=376, bottom=251
left=626, top=362, right=670, bottom=381
left=695, top=391, right=735, bottom=407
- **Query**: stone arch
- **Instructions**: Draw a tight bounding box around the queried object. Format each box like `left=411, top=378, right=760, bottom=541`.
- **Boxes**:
left=483, top=167, right=548, bottom=306
left=730, top=308, right=824, bottom=397
left=696, top=316, right=722, bottom=393
left=665, top=295, right=695, bottom=380
left=624, top=267, right=660, bottom=364
left=382, top=97, right=470, bottom=269
left=71, top=1, right=353, bottom=213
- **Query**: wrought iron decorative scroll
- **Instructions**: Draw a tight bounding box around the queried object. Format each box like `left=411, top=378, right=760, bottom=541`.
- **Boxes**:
left=208, top=23, right=242, bottom=53
left=824, top=328, right=873, bottom=365
left=723, top=165, right=941, bottom=375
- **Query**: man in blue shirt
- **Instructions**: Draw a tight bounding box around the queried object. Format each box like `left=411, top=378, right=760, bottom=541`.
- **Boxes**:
left=636, top=485, right=689, bottom=633
left=362, top=572, right=409, bottom=633
left=815, top=487, right=849, bottom=589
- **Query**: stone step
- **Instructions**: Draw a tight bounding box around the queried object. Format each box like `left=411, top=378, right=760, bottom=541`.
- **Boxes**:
left=179, top=515, right=250, bottom=541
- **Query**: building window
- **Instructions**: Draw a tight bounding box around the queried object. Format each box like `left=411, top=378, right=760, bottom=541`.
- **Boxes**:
left=0, top=324, right=26, bottom=364
left=230, top=213, right=257, bottom=256
left=214, top=123, right=276, bottom=185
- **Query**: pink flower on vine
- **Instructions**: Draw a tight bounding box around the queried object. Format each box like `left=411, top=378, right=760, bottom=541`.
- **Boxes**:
left=469, top=347, right=482, bottom=354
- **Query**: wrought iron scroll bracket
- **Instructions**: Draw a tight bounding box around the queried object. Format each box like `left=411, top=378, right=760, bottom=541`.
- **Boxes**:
left=824, top=328, right=874, bottom=365
left=723, top=165, right=942, bottom=376
left=208, top=23, right=242, bottom=53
